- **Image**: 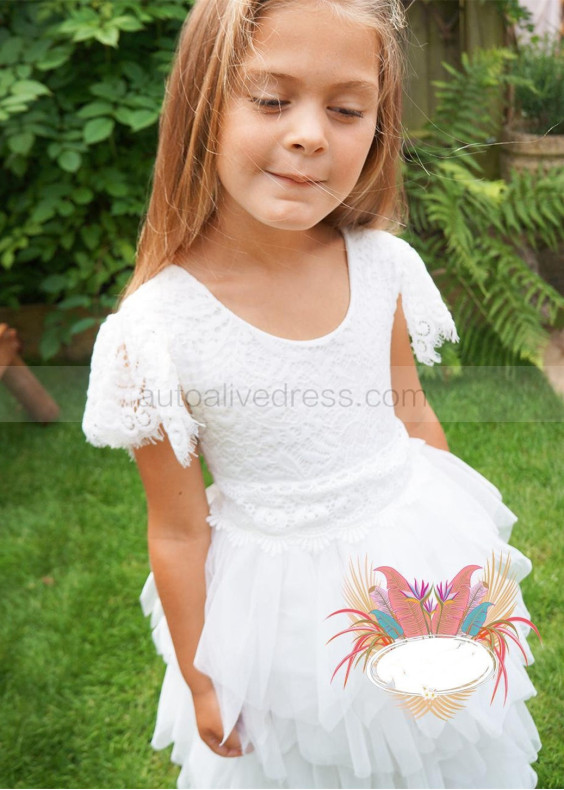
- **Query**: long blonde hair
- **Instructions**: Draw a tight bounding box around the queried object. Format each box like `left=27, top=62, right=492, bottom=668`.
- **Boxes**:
left=118, top=0, right=407, bottom=306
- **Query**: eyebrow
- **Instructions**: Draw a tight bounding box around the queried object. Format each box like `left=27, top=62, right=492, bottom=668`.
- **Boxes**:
left=243, top=70, right=378, bottom=94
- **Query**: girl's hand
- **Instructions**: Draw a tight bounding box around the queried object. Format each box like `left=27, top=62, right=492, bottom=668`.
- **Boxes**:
left=192, top=686, right=254, bottom=758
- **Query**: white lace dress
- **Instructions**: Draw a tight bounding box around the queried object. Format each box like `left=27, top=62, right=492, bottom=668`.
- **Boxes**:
left=82, top=228, right=541, bottom=789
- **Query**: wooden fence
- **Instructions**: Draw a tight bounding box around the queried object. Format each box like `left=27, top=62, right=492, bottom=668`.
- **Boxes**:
left=403, top=0, right=506, bottom=131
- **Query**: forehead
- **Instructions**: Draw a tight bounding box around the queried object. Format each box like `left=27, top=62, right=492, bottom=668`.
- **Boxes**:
left=241, top=1, right=380, bottom=88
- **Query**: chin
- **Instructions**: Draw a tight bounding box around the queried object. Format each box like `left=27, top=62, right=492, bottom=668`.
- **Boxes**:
left=263, top=219, right=320, bottom=232
left=258, top=209, right=335, bottom=232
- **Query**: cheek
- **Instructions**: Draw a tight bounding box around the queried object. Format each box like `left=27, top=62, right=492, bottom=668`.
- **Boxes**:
left=218, top=103, right=275, bottom=159
left=218, top=127, right=272, bottom=176
left=337, top=128, right=376, bottom=174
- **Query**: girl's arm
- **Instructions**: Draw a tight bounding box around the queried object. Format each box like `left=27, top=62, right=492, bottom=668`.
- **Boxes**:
left=133, top=434, right=249, bottom=759
left=390, top=295, right=450, bottom=452
left=133, top=434, right=215, bottom=697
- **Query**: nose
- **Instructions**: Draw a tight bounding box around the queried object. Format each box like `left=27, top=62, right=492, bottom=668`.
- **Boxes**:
left=283, top=102, right=328, bottom=155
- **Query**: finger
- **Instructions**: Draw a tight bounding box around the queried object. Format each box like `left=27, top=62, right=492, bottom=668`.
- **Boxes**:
left=220, top=733, right=243, bottom=757
left=206, top=733, right=242, bottom=758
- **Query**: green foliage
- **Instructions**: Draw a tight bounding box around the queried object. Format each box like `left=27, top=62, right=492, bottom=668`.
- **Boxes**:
left=488, top=0, right=534, bottom=32
left=403, top=49, right=564, bottom=370
left=0, top=0, right=193, bottom=359
left=510, top=34, right=564, bottom=135
left=2, top=1, right=563, bottom=369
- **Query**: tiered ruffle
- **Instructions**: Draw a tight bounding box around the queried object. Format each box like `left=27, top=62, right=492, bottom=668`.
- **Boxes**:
left=140, top=439, right=542, bottom=788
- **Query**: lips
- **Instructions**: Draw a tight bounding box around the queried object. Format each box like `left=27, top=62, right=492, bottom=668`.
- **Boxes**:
left=268, top=172, right=324, bottom=185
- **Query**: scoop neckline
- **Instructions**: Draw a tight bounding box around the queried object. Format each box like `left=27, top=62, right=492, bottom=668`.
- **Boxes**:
left=167, top=228, right=355, bottom=346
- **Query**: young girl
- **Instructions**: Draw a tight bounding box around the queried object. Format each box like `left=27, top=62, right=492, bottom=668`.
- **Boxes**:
left=82, top=0, right=542, bottom=787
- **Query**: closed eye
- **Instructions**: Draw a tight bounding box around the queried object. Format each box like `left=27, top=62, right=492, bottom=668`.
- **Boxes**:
left=249, top=97, right=365, bottom=120
left=250, top=97, right=288, bottom=111
left=330, top=107, right=364, bottom=119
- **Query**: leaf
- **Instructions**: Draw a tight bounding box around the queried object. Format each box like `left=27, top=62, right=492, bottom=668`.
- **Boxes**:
left=35, top=45, right=73, bottom=71
left=41, top=274, right=67, bottom=294
left=56, top=200, right=74, bottom=218
left=375, top=566, right=431, bottom=636
left=433, top=565, right=481, bottom=636
left=128, top=108, right=159, bottom=131
left=94, top=27, right=120, bottom=48
left=466, top=581, right=488, bottom=611
left=369, top=609, right=404, bottom=639
left=11, top=79, right=51, bottom=98
left=343, top=555, right=377, bottom=623
left=59, top=295, right=90, bottom=310
left=38, top=330, right=61, bottom=361
left=76, top=101, right=113, bottom=119
left=80, top=225, right=101, bottom=251
left=58, top=151, right=82, bottom=173
left=114, top=107, right=134, bottom=126
left=7, top=132, right=35, bottom=156
left=505, top=616, right=543, bottom=645
left=84, top=117, right=115, bottom=144
left=0, top=37, right=23, bottom=66
left=461, top=601, right=494, bottom=636
left=112, top=15, right=144, bottom=32
left=30, top=201, right=56, bottom=224
left=495, top=626, right=530, bottom=666
left=490, top=637, right=509, bottom=705
left=15, top=64, right=32, bottom=79
left=330, top=632, right=376, bottom=686
left=148, top=4, right=190, bottom=21
left=121, top=61, right=146, bottom=83
left=458, top=580, right=488, bottom=628
left=369, top=586, right=394, bottom=618
left=71, top=187, right=94, bottom=205
left=0, top=97, right=29, bottom=113
left=90, top=79, right=127, bottom=101
left=1, top=249, right=14, bottom=268
left=105, top=181, right=128, bottom=198
left=70, top=318, right=98, bottom=336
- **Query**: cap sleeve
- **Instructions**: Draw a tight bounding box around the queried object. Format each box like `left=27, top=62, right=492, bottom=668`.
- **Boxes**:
left=398, top=240, right=459, bottom=365
left=82, top=307, right=205, bottom=467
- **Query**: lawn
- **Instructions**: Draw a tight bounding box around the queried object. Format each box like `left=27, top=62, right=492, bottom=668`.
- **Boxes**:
left=0, top=363, right=562, bottom=788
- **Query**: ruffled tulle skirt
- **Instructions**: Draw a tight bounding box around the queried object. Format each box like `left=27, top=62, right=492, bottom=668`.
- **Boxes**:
left=140, top=439, right=542, bottom=788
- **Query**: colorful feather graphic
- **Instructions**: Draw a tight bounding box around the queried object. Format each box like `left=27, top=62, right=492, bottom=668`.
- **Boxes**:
left=463, top=581, right=488, bottom=620
left=432, top=565, right=481, bottom=635
left=461, top=601, right=494, bottom=637
left=370, top=609, right=404, bottom=639
left=327, top=553, right=541, bottom=722
left=369, top=586, right=395, bottom=619
left=374, top=566, right=428, bottom=636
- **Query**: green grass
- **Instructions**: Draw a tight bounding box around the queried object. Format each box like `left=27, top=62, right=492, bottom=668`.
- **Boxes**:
left=0, top=364, right=562, bottom=788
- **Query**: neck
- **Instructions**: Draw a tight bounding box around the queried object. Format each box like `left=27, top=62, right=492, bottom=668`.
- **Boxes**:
left=195, top=205, right=339, bottom=275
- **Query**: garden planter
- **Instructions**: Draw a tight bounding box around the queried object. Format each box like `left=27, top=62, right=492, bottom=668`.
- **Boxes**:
left=500, top=125, right=564, bottom=298
left=500, top=124, right=564, bottom=178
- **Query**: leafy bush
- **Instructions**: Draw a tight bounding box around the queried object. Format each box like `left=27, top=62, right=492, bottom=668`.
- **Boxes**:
left=403, top=48, right=564, bottom=371
left=0, top=0, right=193, bottom=358
left=1, top=1, right=562, bottom=367
left=510, top=34, right=564, bottom=135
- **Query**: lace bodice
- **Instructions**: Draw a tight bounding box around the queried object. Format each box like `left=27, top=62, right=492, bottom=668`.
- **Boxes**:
left=82, top=228, right=458, bottom=554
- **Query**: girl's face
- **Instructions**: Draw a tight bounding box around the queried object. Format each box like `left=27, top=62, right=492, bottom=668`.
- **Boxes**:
left=215, top=0, right=380, bottom=235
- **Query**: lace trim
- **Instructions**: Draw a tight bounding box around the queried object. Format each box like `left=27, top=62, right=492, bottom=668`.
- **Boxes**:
left=82, top=308, right=205, bottom=468
left=205, top=438, right=431, bottom=556
left=399, top=242, right=460, bottom=365
left=206, top=460, right=426, bottom=556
